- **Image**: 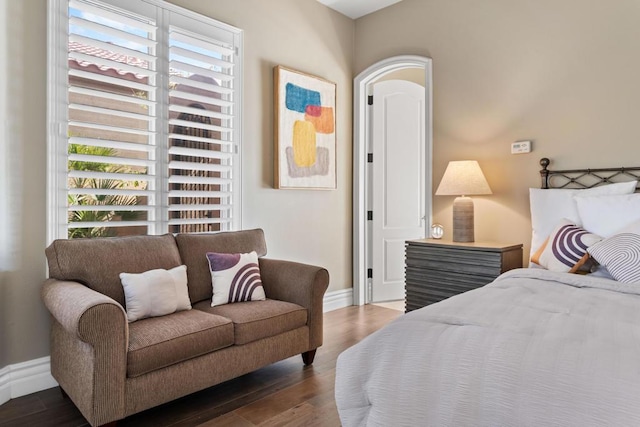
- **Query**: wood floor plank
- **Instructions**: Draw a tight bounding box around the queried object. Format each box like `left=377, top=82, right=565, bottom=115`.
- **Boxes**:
left=283, top=404, right=341, bottom=427
left=259, top=396, right=341, bottom=427
left=235, top=370, right=336, bottom=424
left=195, top=411, right=254, bottom=427
left=0, top=393, right=46, bottom=423
left=306, top=372, right=338, bottom=409
left=0, top=401, right=88, bottom=427
left=0, top=305, right=401, bottom=427
left=256, top=402, right=316, bottom=427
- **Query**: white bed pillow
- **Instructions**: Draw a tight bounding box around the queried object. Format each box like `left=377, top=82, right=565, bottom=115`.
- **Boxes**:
left=119, top=265, right=191, bottom=322
left=529, top=181, right=637, bottom=260
left=575, top=193, right=640, bottom=237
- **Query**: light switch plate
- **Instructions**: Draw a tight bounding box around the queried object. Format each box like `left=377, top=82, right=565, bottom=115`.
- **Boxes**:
left=511, top=140, right=532, bottom=154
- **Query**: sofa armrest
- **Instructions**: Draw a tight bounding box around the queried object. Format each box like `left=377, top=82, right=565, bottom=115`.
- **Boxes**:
left=42, top=278, right=128, bottom=345
left=259, top=259, right=329, bottom=350
left=42, top=278, right=128, bottom=426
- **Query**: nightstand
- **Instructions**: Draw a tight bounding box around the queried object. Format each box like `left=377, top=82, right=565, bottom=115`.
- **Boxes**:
left=404, top=239, right=523, bottom=312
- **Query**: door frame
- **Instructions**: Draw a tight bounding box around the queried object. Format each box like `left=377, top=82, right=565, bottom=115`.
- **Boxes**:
left=352, top=55, right=433, bottom=306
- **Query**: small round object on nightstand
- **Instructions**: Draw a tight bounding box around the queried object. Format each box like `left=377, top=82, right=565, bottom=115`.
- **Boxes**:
left=431, top=223, right=444, bottom=239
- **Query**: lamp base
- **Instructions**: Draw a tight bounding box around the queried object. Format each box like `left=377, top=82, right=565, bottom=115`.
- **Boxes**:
left=452, top=196, right=474, bottom=242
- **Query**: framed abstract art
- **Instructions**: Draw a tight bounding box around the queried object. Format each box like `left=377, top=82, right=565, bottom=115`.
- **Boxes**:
left=274, top=65, right=336, bottom=189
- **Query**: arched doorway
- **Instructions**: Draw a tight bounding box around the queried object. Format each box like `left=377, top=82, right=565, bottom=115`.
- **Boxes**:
left=352, top=55, right=433, bottom=305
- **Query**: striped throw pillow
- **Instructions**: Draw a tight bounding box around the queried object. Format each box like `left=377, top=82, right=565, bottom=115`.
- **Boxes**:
left=588, top=234, right=640, bottom=284
left=206, top=251, right=266, bottom=306
left=531, top=219, right=602, bottom=273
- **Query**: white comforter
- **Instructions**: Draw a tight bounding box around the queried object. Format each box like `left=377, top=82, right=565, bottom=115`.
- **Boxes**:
left=335, top=268, right=640, bottom=427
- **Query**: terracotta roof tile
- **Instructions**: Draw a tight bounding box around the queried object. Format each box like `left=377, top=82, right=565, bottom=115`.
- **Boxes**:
left=69, top=41, right=149, bottom=79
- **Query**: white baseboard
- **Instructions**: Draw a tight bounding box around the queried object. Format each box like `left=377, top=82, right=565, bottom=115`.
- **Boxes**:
left=323, top=288, right=353, bottom=312
left=0, top=291, right=353, bottom=406
left=0, top=356, right=58, bottom=406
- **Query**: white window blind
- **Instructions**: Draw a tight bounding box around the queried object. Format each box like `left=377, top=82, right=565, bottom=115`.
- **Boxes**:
left=48, top=0, right=242, bottom=240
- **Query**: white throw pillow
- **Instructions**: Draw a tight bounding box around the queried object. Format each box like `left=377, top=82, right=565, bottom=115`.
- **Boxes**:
left=529, top=181, right=637, bottom=260
left=575, top=193, right=640, bottom=237
left=206, top=251, right=266, bottom=307
left=119, top=265, right=191, bottom=322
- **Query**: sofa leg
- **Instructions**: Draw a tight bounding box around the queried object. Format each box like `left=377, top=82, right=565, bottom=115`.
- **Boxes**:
left=302, top=349, right=317, bottom=365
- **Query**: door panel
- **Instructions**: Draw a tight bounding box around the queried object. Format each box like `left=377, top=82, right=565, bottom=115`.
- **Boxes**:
left=371, top=80, right=426, bottom=303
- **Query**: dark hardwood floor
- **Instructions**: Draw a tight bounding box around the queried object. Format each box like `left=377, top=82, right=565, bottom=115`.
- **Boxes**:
left=0, top=305, right=401, bottom=427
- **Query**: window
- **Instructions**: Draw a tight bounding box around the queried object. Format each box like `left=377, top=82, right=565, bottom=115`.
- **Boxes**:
left=48, top=0, right=242, bottom=240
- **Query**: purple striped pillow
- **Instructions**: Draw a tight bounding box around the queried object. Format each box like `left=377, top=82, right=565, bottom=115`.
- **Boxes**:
left=206, top=251, right=266, bottom=306
left=530, top=219, right=602, bottom=273
left=588, top=234, right=640, bottom=284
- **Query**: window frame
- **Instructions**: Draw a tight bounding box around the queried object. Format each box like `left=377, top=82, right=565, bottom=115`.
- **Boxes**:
left=47, top=0, right=243, bottom=243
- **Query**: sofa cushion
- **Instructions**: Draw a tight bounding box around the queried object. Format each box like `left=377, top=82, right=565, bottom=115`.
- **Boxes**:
left=193, top=299, right=307, bottom=345
left=46, top=234, right=182, bottom=306
left=176, top=229, right=268, bottom=304
left=127, top=310, right=233, bottom=378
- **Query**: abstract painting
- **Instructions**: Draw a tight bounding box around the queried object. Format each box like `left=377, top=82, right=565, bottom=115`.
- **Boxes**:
left=274, top=66, right=336, bottom=189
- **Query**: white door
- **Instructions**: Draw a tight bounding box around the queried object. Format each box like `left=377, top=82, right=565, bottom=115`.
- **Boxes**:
left=370, top=80, right=426, bottom=302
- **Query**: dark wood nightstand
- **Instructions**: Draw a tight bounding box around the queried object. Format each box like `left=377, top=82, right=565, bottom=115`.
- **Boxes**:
left=404, top=239, right=523, bottom=312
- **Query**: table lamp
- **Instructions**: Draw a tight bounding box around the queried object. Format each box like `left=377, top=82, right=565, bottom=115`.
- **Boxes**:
left=435, top=160, right=492, bottom=242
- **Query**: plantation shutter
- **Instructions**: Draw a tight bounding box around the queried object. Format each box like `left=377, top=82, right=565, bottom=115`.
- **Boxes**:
left=167, top=17, right=237, bottom=233
left=66, top=0, right=158, bottom=238
left=54, top=0, right=242, bottom=239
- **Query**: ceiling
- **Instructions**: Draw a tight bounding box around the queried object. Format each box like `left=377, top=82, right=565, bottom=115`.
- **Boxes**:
left=315, top=0, right=404, bottom=19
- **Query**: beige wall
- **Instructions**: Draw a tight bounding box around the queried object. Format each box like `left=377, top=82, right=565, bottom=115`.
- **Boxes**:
left=0, top=0, right=354, bottom=368
left=355, top=0, right=640, bottom=258
left=1, top=0, right=49, bottom=368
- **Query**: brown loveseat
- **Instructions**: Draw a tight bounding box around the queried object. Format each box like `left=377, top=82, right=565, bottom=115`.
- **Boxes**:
left=41, top=229, right=329, bottom=426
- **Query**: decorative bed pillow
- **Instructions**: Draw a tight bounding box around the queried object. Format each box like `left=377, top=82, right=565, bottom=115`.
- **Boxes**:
left=588, top=233, right=640, bottom=284
left=119, top=265, right=191, bottom=322
left=530, top=219, right=602, bottom=273
left=206, top=251, right=266, bottom=306
left=529, top=181, right=636, bottom=260
left=575, top=193, right=640, bottom=237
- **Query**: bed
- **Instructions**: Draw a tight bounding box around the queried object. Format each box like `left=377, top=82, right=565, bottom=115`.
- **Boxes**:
left=335, top=158, right=640, bottom=426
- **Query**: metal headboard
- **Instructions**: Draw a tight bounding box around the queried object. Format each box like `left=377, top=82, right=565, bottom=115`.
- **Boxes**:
left=540, top=157, right=640, bottom=190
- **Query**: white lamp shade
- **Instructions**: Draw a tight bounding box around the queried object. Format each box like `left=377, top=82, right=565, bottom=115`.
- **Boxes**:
left=435, top=160, right=492, bottom=196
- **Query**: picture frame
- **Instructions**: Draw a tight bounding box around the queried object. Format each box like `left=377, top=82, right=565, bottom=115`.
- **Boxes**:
left=274, top=65, right=337, bottom=189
